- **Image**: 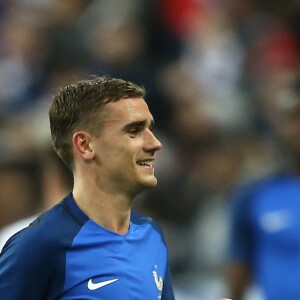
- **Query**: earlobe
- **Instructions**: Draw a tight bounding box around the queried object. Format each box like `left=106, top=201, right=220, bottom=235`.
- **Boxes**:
left=72, top=132, right=95, bottom=160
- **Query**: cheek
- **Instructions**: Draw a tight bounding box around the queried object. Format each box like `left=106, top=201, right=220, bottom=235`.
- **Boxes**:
left=106, top=146, right=136, bottom=166
left=97, top=136, right=140, bottom=163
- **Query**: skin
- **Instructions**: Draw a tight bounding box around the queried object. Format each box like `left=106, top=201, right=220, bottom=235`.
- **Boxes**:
left=72, top=97, right=162, bottom=235
left=226, top=263, right=251, bottom=300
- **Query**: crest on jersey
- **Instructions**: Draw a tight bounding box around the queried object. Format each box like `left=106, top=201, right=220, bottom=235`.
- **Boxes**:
left=152, top=265, right=163, bottom=292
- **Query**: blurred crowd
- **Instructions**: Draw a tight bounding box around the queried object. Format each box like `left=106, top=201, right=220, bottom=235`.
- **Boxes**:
left=1, top=0, right=300, bottom=299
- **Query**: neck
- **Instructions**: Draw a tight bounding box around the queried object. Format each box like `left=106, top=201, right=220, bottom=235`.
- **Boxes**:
left=72, top=176, right=134, bottom=235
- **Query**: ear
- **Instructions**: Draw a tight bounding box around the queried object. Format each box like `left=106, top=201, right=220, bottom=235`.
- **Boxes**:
left=72, top=131, right=95, bottom=161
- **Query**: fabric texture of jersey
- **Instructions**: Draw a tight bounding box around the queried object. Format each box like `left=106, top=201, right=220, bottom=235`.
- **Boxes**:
left=0, top=193, right=175, bottom=300
left=0, top=214, right=37, bottom=251
left=228, top=172, right=300, bottom=300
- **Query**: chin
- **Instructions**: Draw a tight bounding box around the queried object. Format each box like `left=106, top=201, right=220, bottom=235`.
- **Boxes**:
left=139, top=177, right=158, bottom=190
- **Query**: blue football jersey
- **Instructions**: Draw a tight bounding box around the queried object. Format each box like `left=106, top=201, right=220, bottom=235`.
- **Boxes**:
left=229, top=173, right=300, bottom=300
left=0, top=194, right=175, bottom=300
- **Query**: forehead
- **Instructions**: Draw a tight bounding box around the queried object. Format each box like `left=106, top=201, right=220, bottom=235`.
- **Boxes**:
left=103, top=97, right=152, bottom=122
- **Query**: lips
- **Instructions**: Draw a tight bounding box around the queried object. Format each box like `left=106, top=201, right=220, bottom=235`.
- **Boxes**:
left=137, top=160, right=153, bottom=167
left=136, top=158, right=155, bottom=169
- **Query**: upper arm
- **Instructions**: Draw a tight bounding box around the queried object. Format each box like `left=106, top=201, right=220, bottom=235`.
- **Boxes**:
left=0, top=231, right=55, bottom=299
left=162, top=264, right=175, bottom=300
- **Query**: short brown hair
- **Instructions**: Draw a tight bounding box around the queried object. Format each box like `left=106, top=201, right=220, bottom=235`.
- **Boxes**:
left=49, top=76, right=146, bottom=170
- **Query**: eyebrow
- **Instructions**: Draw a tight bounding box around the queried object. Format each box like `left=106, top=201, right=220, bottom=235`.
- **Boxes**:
left=122, top=119, right=154, bottom=131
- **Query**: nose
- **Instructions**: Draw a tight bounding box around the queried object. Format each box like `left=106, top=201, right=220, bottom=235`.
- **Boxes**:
left=144, top=129, right=162, bottom=152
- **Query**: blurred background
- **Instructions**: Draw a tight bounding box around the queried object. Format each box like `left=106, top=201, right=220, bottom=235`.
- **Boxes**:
left=1, top=0, right=300, bottom=299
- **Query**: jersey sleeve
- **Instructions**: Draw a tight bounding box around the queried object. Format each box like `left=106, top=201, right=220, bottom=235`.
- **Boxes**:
left=0, top=196, right=88, bottom=300
left=162, top=264, right=175, bottom=300
left=148, top=217, right=175, bottom=300
left=0, top=229, right=53, bottom=299
left=228, top=183, right=256, bottom=263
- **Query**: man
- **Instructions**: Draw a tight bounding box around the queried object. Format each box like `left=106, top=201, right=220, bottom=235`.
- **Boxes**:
left=0, top=76, right=175, bottom=299
left=226, top=76, right=300, bottom=300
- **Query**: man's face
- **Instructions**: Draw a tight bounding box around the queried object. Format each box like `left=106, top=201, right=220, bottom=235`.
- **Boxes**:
left=91, top=97, right=162, bottom=195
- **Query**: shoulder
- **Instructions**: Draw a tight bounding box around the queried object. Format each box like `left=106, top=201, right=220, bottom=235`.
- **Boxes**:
left=131, top=210, right=154, bottom=224
left=0, top=194, right=89, bottom=298
left=2, top=197, right=85, bottom=261
left=131, top=211, right=159, bottom=227
left=228, top=172, right=288, bottom=219
left=131, top=211, right=169, bottom=253
left=131, top=211, right=165, bottom=235
left=0, top=215, right=37, bottom=251
left=231, top=172, right=285, bottom=201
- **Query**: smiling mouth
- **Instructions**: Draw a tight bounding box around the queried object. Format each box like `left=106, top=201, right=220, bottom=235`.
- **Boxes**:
left=137, top=160, right=152, bottom=166
left=137, top=159, right=154, bottom=172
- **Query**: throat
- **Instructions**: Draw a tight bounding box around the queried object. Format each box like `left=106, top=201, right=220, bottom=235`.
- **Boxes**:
left=72, top=181, right=133, bottom=234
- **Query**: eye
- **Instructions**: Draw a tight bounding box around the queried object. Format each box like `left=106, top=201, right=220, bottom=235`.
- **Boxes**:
left=128, top=128, right=140, bottom=137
